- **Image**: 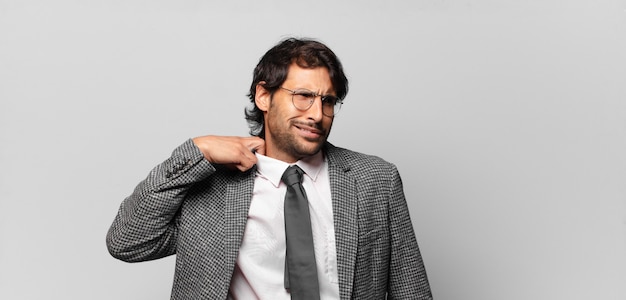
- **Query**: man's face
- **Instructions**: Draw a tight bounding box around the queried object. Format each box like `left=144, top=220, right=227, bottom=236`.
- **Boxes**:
left=258, top=63, right=336, bottom=163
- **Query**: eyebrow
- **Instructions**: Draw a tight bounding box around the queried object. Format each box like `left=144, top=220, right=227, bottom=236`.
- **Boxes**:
left=292, top=88, right=337, bottom=97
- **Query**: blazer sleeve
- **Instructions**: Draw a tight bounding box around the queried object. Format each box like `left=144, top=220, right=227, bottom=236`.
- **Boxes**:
left=387, top=165, right=433, bottom=299
left=106, top=139, right=215, bottom=262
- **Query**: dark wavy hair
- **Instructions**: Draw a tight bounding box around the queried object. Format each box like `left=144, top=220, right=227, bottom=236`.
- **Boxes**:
left=245, top=37, right=349, bottom=137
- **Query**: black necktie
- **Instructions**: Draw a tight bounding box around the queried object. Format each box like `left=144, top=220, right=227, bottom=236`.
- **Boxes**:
left=282, top=165, right=320, bottom=300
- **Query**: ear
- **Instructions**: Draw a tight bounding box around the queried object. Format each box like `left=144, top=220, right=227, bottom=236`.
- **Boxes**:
left=255, top=82, right=271, bottom=112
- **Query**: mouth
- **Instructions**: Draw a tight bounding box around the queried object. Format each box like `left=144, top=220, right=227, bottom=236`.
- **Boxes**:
left=294, top=123, right=324, bottom=140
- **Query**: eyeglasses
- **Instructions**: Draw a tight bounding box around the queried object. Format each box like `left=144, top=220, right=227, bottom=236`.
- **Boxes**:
left=279, top=87, right=343, bottom=117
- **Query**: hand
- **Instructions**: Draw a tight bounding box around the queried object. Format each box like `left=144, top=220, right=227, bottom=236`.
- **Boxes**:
left=192, top=135, right=265, bottom=172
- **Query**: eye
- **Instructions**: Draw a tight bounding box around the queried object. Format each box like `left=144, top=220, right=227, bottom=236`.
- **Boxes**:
left=321, top=96, right=339, bottom=106
left=292, top=91, right=316, bottom=103
left=294, top=90, right=316, bottom=98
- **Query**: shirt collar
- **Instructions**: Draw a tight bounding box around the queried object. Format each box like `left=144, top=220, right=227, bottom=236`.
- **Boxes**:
left=255, top=151, right=325, bottom=188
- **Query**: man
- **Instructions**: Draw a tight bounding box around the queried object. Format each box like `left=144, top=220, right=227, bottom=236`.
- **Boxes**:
left=107, top=37, right=432, bottom=300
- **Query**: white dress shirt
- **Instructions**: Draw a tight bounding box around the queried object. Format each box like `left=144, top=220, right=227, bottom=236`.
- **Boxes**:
left=229, top=151, right=340, bottom=300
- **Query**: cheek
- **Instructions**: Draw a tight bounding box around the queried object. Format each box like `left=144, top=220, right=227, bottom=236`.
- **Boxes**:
left=323, top=115, right=334, bottom=125
left=322, top=117, right=334, bottom=131
left=269, top=99, right=295, bottom=117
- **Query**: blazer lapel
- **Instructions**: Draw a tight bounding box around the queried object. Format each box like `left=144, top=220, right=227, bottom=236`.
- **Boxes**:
left=222, top=168, right=256, bottom=284
left=325, top=144, right=358, bottom=300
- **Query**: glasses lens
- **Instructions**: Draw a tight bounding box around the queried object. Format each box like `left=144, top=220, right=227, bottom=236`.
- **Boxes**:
left=287, top=88, right=342, bottom=116
left=321, top=96, right=341, bottom=116
left=331, top=101, right=342, bottom=116
left=292, top=92, right=315, bottom=110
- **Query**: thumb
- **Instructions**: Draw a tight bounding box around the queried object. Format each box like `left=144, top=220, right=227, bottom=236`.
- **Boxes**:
left=250, top=138, right=266, bottom=156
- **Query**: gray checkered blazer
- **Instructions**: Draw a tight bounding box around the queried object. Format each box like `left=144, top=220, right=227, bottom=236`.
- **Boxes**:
left=107, top=139, right=432, bottom=299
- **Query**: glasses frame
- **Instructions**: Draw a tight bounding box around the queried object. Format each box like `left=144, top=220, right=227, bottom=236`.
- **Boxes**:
left=279, top=87, right=343, bottom=117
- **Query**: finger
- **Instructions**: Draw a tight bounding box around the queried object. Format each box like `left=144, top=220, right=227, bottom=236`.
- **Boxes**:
left=241, top=149, right=258, bottom=166
left=253, top=144, right=265, bottom=156
left=235, top=164, right=249, bottom=172
left=247, top=137, right=266, bottom=155
left=236, top=147, right=258, bottom=172
left=236, top=158, right=256, bottom=172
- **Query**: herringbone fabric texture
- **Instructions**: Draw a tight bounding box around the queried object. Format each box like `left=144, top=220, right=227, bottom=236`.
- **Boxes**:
left=107, top=139, right=433, bottom=300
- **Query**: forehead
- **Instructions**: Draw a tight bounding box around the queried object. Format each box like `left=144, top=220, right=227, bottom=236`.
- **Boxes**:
left=283, top=63, right=334, bottom=93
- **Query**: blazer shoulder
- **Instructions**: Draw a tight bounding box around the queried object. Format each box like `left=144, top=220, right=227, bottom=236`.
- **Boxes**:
left=325, top=143, right=396, bottom=172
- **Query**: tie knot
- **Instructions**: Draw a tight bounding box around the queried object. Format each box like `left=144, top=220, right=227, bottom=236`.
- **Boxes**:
left=282, top=165, right=304, bottom=186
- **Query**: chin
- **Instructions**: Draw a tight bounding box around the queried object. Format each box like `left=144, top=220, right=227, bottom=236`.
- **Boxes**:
left=301, top=143, right=322, bottom=156
left=293, top=142, right=324, bottom=157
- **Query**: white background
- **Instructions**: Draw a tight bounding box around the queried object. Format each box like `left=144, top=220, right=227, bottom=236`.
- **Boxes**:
left=1, top=1, right=625, bottom=299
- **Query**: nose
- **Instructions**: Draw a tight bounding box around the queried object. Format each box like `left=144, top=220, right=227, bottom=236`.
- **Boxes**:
left=305, top=96, right=324, bottom=121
